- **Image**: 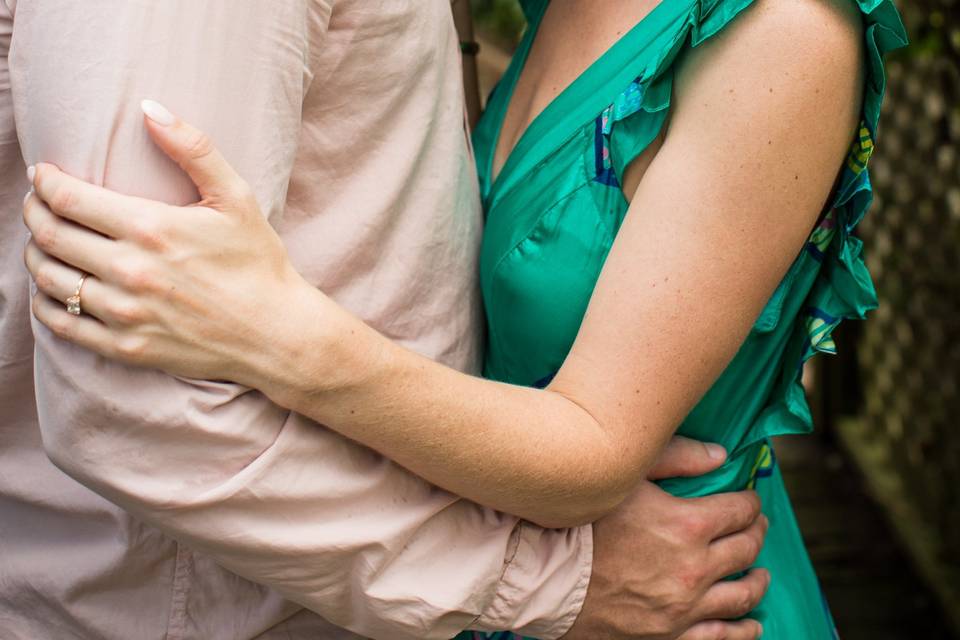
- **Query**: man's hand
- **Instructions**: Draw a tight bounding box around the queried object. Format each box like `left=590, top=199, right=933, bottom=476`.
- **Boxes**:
left=564, top=438, right=768, bottom=640
left=646, top=436, right=730, bottom=482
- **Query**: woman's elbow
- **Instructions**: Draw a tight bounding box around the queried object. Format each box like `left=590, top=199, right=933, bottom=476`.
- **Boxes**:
left=525, top=466, right=638, bottom=529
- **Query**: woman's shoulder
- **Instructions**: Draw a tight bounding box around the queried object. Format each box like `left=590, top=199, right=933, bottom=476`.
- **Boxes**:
left=665, top=0, right=874, bottom=136
left=692, top=0, right=865, bottom=77
left=753, top=0, right=862, bottom=48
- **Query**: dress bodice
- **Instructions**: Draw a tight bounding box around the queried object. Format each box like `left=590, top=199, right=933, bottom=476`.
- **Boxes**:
left=465, top=2, right=906, bottom=637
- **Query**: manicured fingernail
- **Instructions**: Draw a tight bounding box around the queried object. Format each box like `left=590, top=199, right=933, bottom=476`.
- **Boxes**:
left=23, top=190, right=31, bottom=204
left=141, top=99, right=176, bottom=126
left=706, top=443, right=727, bottom=460
left=26, top=165, right=35, bottom=183
left=757, top=623, right=764, bottom=637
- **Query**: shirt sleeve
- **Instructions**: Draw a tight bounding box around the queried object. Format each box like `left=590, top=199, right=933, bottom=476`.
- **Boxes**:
left=10, top=2, right=592, bottom=638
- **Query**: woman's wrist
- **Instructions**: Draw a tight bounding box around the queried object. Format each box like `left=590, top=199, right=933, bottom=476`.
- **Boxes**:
left=250, top=275, right=391, bottom=414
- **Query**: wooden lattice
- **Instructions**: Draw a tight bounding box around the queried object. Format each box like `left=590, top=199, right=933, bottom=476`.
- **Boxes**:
left=854, top=1, right=960, bottom=563
left=806, top=1, right=960, bottom=628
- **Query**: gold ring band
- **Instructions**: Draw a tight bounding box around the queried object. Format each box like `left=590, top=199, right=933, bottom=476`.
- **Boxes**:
left=65, top=273, right=88, bottom=316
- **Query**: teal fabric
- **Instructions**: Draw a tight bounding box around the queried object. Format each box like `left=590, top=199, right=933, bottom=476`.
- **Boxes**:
left=459, top=1, right=907, bottom=638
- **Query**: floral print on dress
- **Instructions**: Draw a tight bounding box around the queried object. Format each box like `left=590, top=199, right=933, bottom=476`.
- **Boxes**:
left=593, top=77, right=646, bottom=188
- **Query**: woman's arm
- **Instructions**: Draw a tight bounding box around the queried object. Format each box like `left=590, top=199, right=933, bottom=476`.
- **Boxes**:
left=256, top=0, right=866, bottom=526
left=24, top=0, right=864, bottom=528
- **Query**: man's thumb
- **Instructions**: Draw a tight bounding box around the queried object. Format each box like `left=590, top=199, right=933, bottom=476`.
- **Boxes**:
left=647, top=436, right=727, bottom=480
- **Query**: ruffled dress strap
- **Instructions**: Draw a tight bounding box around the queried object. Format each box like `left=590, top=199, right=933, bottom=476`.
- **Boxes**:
left=599, top=0, right=758, bottom=182
left=518, top=0, right=547, bottom=24
left=755, top=0, right=908, bottom=438
left=595, top=0, right=907, bottom=444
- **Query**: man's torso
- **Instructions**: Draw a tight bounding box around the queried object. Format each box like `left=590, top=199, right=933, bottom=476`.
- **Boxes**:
left=0, top=1, right=482, bottom=638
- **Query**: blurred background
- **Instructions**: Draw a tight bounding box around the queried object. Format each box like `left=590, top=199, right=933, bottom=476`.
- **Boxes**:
left=470, top=1, right=960, bottom=638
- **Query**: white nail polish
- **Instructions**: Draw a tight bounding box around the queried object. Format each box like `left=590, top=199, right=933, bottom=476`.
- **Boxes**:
left=26, top=165, right=35, bottom=183
left=23, top=190, right=31, bottom=204
left=141, top=99, right=176, bottom=126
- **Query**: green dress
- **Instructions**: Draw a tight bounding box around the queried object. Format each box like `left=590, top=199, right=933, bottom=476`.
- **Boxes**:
left=459, top=1, right=907, bottom=638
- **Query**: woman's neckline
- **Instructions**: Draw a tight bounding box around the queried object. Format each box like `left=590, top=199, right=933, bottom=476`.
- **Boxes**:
left=485, top=0, right=673, bottom=199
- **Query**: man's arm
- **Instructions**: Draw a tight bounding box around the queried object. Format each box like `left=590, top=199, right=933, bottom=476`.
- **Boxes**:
left=11, top=2, right=590, bottom=638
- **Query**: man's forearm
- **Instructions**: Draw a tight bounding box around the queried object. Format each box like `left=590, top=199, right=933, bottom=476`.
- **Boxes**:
left=17, top=2, right=590, bottom=637
left=34, top=339, right=591, bottom=638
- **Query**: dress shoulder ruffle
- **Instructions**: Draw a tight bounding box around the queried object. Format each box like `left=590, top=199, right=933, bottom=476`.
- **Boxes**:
left=597, top=0, right=908, bottom=444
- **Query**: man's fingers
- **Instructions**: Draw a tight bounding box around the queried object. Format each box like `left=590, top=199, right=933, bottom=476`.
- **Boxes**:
left=676, top=618, right=764, bottom=640
left=687, top=490, right=762, bottom=541
left=707, top=516, right=768, bottom=580
left=691, top=569, right=770, bottom=625
left=29, top=163, right=153, bottom=239
left=140, top=99, right=248, bottom=204
left=647, top=436, right=727, bottom=480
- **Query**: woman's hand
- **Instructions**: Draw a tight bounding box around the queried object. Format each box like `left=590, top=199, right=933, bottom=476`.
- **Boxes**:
left=23, top=101, right=321, bottom=387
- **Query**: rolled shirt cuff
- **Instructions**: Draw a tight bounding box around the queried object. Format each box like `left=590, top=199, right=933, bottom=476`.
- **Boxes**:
left=472, top=522, right=594, bottom=639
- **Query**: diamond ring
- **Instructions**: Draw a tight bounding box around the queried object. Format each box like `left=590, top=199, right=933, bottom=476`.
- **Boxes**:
left=65, top=273, right=88, bottom=316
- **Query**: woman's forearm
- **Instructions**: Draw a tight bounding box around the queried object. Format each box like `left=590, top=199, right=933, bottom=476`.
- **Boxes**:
left=256, top=285, right=659, bottom=528
left=22, top=0, right=859, bottom=532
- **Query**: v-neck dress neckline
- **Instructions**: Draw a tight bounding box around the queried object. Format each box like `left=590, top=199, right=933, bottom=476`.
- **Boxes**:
left=481, top=0, right=690, bottom=208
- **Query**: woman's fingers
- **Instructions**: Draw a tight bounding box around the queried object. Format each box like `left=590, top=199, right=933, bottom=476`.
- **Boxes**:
left=31, top=292, right=118, bottom=358
left=677, top=618, right=764, bottom=640
left=26, top=240, right=86, bottom=302
left=691, top=568, right=770, bottom=624
left=647, top=436, right=727, bottom=480
left=29, top=163, right=155, bottom=239
left=24, top=192, right=118, bottom=278
left=708, top=515, right=769, bottom=581
left=140, top=99, right=249, bottom=204
left=24, top=240, right=141, bottom=327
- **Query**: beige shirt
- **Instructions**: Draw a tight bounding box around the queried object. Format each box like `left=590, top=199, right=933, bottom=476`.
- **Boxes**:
left=0, top=1, right=592, bottom=639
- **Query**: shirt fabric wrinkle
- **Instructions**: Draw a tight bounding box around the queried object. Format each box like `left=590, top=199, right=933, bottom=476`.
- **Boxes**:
left=0, top=2, right=591, bottom=639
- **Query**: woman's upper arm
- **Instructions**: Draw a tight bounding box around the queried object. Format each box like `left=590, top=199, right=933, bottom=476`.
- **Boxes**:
left=550, top=0, right=865, bottom=474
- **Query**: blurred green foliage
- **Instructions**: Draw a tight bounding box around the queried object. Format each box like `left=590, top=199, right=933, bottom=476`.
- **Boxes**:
left=472, top=0, right=527, bottom=49
left=903, top=7, right=960, bottom=59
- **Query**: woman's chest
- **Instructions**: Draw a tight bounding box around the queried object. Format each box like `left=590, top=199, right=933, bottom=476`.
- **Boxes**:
left=480, top=134, right=630, bottom=384
left=492, top=0, right=665, bottom=184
